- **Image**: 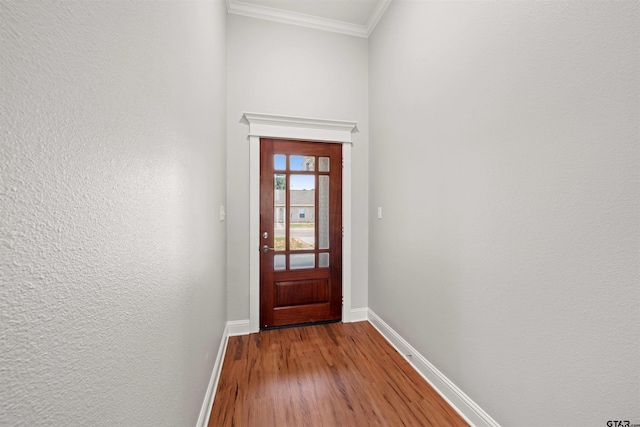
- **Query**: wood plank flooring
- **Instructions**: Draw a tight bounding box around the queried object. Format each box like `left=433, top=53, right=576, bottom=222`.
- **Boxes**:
left=208, top=321, right=468, bottom=427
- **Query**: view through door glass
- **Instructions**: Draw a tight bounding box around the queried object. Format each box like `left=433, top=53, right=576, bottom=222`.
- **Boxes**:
left=260, top=139, right=342, bottom=329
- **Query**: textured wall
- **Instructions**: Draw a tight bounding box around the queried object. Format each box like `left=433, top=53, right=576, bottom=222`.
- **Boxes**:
left=369, top=1, right=639, bottom=425
left=226, top=15, right=369, bottom=319
left=0, top=1, right=227, bottom=425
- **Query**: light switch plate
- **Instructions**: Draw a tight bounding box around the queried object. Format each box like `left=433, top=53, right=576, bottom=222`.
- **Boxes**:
left=219, top=206, right=226, bottom=222
left=377, top=207, right=382, bottom=219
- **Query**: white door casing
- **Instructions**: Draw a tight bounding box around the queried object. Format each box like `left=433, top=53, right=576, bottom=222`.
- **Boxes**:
left=243, top=112, right=357, bottom=333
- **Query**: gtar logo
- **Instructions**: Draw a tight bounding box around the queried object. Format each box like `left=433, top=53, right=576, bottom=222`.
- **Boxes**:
left=607, top=421, right=630, bottom=427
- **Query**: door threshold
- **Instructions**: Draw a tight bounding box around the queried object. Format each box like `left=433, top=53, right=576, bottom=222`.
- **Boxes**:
left=260, top=319, right=341, bottom=331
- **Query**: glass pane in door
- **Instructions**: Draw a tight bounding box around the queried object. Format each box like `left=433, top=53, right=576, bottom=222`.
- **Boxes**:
left=274, top=254, right=286, bottom=270
left=318, top=157, right=330, bottom=172
left=289, top=174, right=314, bottom=250
left=319, top=252, right=329, bottom=268
left=274, top=154, right=286, bottom=171
left=318, top=175, right=329, bottom=250
left=274, top=174, right=286, bottom=251
left=290, top=253, right=315, bottom=269
left=290, top=155, right=315, bottom=171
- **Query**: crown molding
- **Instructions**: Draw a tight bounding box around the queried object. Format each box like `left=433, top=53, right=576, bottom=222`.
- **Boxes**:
left=366, top=0, right=392, bottom=37
left=226, top=0, right=391, bottom=38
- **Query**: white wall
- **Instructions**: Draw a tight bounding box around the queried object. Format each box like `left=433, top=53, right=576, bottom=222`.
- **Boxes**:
left=226, top=15, right=369, bottom=320
left=369, top=1, right=639, bottom=425
left=0, top=1, right=227, bottom=425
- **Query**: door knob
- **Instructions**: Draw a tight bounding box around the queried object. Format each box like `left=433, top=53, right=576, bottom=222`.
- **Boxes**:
left=262, top=245, right=275, bottom=253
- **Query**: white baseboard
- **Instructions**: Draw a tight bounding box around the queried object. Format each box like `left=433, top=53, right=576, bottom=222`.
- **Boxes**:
left=367, top=309, right=500, bottom=427
left=349, top=307, right=369, bottom=322
left=227, top=319, right=251, bottom=336
left=196, top=322, right=230, bottom=427
left=196, top=319, right=251, bottom=427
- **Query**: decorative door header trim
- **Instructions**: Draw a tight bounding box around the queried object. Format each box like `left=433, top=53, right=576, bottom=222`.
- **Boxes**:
left=243, top=112, right=358, bottom=143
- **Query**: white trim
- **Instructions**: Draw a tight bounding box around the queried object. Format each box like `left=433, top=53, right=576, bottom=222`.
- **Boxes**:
left=226, top=0, right=391, bottom=38
left=244, top=112, right=357, bottom=143
left=365, top=0, right=392, bottom=37
left=196, top=322, right=231, bottom=427
left=341, top=143, right=353, bottom=324
left=243, top=112, right=357, bottom=332
left=350, top=307, right=369, bottom=322
left=367, top=309, right=501, bottom=427
left=227, top=319, right=251, bottom=337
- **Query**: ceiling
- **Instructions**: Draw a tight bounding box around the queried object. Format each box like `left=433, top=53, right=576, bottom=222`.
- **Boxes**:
left=226, top=0, right=392, bottom=38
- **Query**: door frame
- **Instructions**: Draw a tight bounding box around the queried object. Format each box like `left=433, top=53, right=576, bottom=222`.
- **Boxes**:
left=243, top=112, right=357, bottom=333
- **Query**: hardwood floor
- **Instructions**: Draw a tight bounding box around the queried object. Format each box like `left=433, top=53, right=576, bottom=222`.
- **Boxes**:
left=208, top=321, right=468, bottom=427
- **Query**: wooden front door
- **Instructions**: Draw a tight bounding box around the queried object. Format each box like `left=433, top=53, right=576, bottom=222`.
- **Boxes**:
left=260, top=139, right=342, bottom=329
